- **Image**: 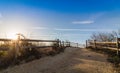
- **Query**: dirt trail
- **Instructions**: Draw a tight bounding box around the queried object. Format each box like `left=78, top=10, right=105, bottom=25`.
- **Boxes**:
left=0, top=47, right=116, bottom=73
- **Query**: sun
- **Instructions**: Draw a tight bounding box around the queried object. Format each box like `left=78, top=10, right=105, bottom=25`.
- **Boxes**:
left=7, top=32, right=18, bottom=40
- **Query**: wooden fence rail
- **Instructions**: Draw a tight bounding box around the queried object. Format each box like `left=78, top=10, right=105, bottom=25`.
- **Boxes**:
left=0, top=38, right=80, bottom=58
left=0, top=38, right=80, bottom=51
left=86, top=38, right=120, bottom=55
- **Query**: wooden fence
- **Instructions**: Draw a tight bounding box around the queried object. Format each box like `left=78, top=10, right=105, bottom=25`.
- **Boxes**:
left=86, top=38, right=120, bottom=55
left=0, top=38, right=80, bottom=51
left=0, top=38, right=81, bottom=58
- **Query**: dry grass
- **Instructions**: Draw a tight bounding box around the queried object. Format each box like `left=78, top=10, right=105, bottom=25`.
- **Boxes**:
left=0, top=42, right=66, bottom=70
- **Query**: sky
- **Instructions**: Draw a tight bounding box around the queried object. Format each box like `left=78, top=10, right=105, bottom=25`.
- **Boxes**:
left=0, top=0, right=120, bottom=44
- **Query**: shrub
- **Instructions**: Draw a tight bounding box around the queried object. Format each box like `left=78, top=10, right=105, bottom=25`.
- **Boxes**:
left=108, top=56, right=120, bottom=67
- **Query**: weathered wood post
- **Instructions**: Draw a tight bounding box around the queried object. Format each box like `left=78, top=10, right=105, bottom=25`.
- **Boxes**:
left=61, top=41, right=64, bottom=47
left=86, top=40, right=88, bottom=48
left=13, top=35, right=20, bottom=62
left=94, top=40, right=97, bottom=49
left=116, top=38, right=119, bottom=55
left=66, top=41, right=69, bottom=47
left=76, top=43, right=78, bottom=48
left=68, top=42, right=71, bottom=47
left=57, top=39, right=60, bottom=47
left=0, top=40, right=1, bottom=46
left=118, top=38, right=120, bottom=57
left=59, top=40, right=61, bottom=47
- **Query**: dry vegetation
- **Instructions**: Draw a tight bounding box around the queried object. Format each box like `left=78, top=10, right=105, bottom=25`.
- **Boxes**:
left=87, top=31, right=120, bottom=72
left=87, top=46, right=120, bottom=73
left=0, top=41, right=65, bottom=70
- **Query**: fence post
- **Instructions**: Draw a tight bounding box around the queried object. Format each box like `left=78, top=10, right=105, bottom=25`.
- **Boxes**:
left=118, top=38, right=120, bottom=55
left=62, top=41, right=64, bottom=47
left=56, top=39, right=59, bottom=47
left=59, top=40, right=61, bottom=47
left=116, top=38, right=119, bottom=55
left=66, top=41, right=70, bottom=47
left=69, top=42, right=71, bottom=47
left=86, top=40, right=88, bottom=48
left=94, top=40, right=96, bottom=49
left=77, top=43, right=78, bottom=48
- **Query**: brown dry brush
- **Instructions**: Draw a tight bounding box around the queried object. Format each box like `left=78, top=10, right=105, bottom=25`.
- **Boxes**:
left=0, top=44, right=17, bottom=69
left=52, top=42, right=66, bottom=54
left=87, top=46, right=120, bottom=67
left=0, top=42, right=66, bottom=70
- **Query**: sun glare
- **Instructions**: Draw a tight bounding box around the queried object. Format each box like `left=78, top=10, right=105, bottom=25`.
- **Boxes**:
left=7, top=33, right=18, bottom=40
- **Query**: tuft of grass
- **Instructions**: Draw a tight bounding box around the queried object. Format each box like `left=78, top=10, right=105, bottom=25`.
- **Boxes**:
left=0, top=51, right=7, bottom=57
left=108, top=56, right=120, bottom=67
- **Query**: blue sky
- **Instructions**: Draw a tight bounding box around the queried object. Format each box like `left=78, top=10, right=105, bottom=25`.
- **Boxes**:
left=0, top=0, right=120, bottom=44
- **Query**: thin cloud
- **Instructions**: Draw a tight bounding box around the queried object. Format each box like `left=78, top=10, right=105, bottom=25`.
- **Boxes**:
left=72, top=12, right=105, bottom=25
left=0, top=13, right=2, bottom=24
left=0, top=13, right=2, bottom=18
left=0, top=21, right=1, bottom=24
left=30, top=27, right=48, bottom=30
left=115, top=24, right=120, bottom=27
left=54, top=28, right=117, bottom=32
left=90, top=12, right=105, bottom=20
left=0, top=21, right=2, bottom=24
left=72, top=20, right=94, bottom=24
left=62, top=33, right=90, bottom=37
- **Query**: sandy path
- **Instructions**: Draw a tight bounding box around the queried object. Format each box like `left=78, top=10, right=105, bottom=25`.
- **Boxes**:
left=0, top=47, right=116, bottom=73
